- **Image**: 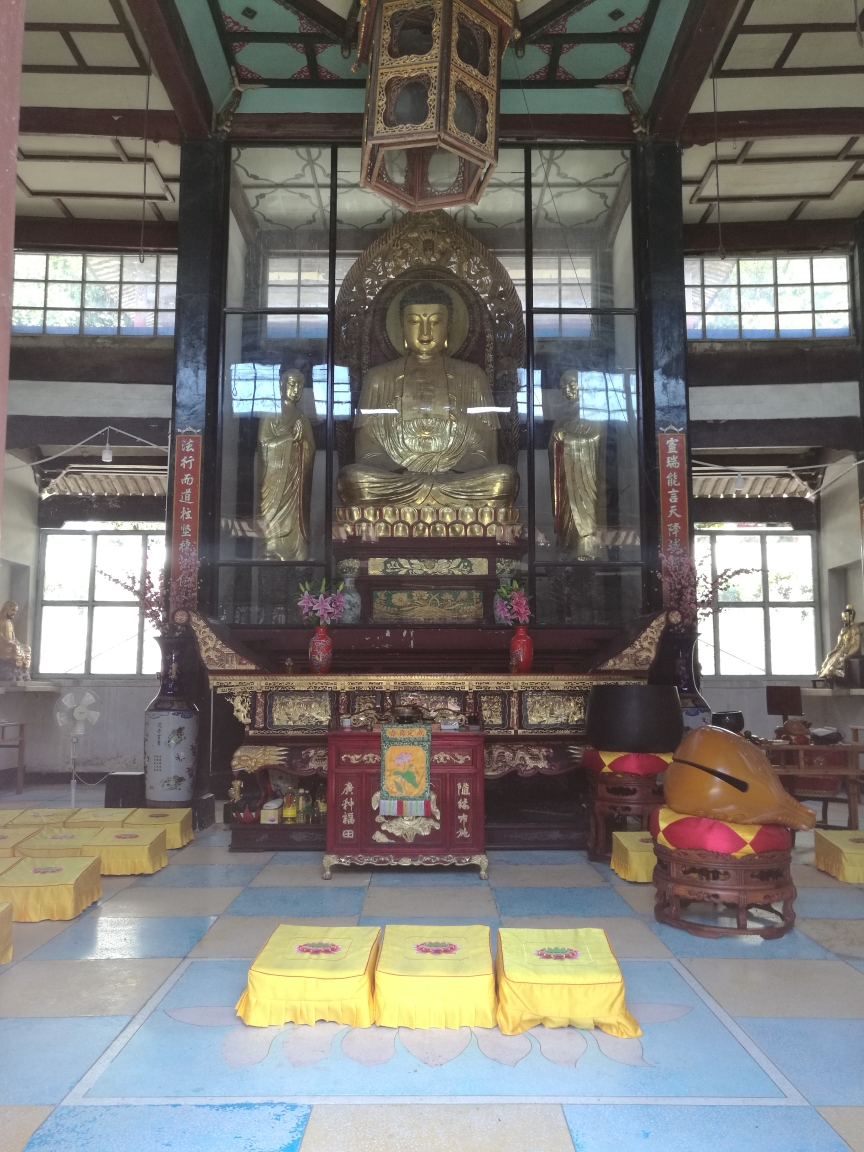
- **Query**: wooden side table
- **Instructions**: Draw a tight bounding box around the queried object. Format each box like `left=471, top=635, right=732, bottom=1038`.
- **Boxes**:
left=586, top=771, right=664, bottom=862
left=765, top=744, right=861, bottom=830
left=324, top=730, right=486, bottom=877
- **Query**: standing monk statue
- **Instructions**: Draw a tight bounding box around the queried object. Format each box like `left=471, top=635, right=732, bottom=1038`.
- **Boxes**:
left=0, top=601, right=30, bottom=681
left=258, top=368, right=316, bottom=561
left=818, top=604, right=861, bottom=681
left=549, top=369, right=605, bottom=558
left=337, top=284, right=518, bottom=508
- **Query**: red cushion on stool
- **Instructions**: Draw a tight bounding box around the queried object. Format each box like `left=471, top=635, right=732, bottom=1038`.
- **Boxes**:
left=583, top=750, right=672, bottom=776
left=649, top=806, right=791, bottom=858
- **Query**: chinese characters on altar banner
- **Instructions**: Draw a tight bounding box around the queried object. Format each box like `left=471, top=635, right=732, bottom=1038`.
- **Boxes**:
left=342, top=781, right=355, bottom=839
left=456, top=780, right=470, bottom=839
left=170, top=434, right=202, bottom=615
left=658, top=433, right=690, bottom=599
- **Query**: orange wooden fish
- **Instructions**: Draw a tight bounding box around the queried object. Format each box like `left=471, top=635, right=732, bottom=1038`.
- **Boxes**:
left=664, top=726, right=816, bottom=830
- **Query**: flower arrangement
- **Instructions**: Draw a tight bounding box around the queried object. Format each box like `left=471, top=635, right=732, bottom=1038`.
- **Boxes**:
left=97, top=567, right=169, bottom=634
left=660, top=552, right=756, bottom=630
left=495, top=579, right=531, bottom=625
left=297, top=579, right=345, bottom=626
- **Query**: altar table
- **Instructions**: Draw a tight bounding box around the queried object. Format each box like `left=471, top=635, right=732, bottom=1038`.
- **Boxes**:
left=373, top=923, right=497, bottom=1029
left=236, top=925, right=381, bottom=1027
left=765, top=745, right=861, bottom=830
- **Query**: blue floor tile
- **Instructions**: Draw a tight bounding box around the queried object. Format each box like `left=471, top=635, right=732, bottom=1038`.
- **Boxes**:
left=736, top=1018, right=864, bottom=1104
left=0, top=1017, right=130, bottom=1104
left=791, top=888, right=864, bottom=919
left=28, top=916, right=216, bottom=960
left=224, top=886, right=366, bottom=917
left=369, top=869, right=487, bottom=886
left=562, top=1104, right=848, bottom=1151
left=137, top=865, right=264, bottom=888
left=160, top=960, right=250, bottom=1009
left=492, top=885, right=636, bottom=917
left=847, top=959, right=864, bottom=973
left=486, top=850, right=588, bottom=864
left=23, top=1104, right=310, bottom=1152
left=647, top=923, right=835, bottom=960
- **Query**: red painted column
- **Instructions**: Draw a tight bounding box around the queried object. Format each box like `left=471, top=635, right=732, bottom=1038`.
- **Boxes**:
left=0, top=0, right=26, bottom=530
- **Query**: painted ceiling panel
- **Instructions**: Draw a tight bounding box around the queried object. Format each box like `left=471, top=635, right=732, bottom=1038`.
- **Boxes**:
left=784, top=34, right=864, bottom=70
left=73, top=32, right=142, bottom=69
left=689, top=73, right=864, bottom=113
left=221, top=0, right=304, bottom=33
left=799, top=184, right=864, bottom=218
left=172, top=0, right=234, bottom=108
left=745, top=0, right=853, bottom=23
left=19, top=72, right=173, bottom=109
left=562, top=0, right=648, bottom=34
left=631, top=0, right=688, bottom=111
left=233, top=42, right=309, bottom=79
left=22, top=32, right=79, bottom=68
left=707, top=160, right=853, bottom=199
left=748, top=138, right=852, bottom=159
left=25, top=0, right=117, bottom=20
left=722, top=33, right=789, bottom=72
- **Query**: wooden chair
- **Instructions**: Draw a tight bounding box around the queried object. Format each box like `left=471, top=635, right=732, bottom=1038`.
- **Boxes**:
left=0, top=723, right=26, bottom=794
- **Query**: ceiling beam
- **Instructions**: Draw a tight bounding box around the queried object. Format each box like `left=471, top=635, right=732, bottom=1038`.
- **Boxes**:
left=19, top=107, right=181, bottom=142
left=649, top=0, right=739, bottom=139
left=683, top=219, right=855, bottom=253
left=15, top=216, right=178, bottom=252
left=123, top=0, right=212, bottom=138
left=683, top=108, right=864, bottom=145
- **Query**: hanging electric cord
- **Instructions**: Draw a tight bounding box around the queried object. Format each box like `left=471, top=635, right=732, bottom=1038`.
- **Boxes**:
left=5, top=425, right=168, bottom=471
left=140, top=53, right=152, bottom=261
left=712, top=55, right=724, bottom=259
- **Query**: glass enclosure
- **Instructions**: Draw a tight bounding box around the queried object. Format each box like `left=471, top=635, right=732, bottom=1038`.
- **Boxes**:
left=218, top=144, right=641, bottom=627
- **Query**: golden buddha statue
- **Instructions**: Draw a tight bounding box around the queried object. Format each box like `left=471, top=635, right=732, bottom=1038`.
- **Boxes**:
left=549, top=370, right=605, bottom=558
left=818, top=604, right=861, bottom=681
left=337, top=285, right=518, bottom=508
left=0, top=601, right=30, bottom=681
left=258, top=368, right=316, bottom=561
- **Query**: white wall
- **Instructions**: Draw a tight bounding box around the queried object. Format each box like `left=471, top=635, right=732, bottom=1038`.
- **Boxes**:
left=0, top=453, right=39, bottom=647
left=818, top=454, right=863, bottom=657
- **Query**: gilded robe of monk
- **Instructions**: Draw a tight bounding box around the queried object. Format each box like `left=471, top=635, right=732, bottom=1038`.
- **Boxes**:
left=819, top=604, right=861, bottom=680
left=258, top=370, right=316, bottom=561
left=0, top=601, right=30, bottom=680
left=549, top=371, right=605, bottom=559
left=337, top=291, right=518, bottom=508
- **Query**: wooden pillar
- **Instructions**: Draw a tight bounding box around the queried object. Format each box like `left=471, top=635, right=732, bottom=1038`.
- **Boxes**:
left=167, top=138, right=229, bottom=617
left=0, top=0, right=26, bottom=534
left=631, top=140, right=691, bottom=612
left=852, top=215, right=864, bottom=601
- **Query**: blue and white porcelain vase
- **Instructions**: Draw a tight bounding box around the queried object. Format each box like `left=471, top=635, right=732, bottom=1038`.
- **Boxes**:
left=144, top=628, right=198, bottom=807
left=340, top=574, right=362, bottom=624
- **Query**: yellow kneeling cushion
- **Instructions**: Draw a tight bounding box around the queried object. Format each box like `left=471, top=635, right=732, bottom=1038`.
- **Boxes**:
left=0, top=901, right=11, bottom=964
left=814, top=830, right=864, bottom=884
left=9, top=809, right=78, bottom=828
left=86, top=827, right=168, bottom=875
left=0, top=827, right=40, bottom=857
left=236, top=925, right=381, bottom=1028
left=0, top=856, right=102, bottom=922
left=67, top=808, right=138, bottom=828
left=124, top=808, right=193, bottom=849
left=496, top=927, right=641, bottom=1038
left=15, top=828, right=101, bottom=858
left=610, top=831, right=656, bottom=883
left=373, top=924, right=497, bottom=1030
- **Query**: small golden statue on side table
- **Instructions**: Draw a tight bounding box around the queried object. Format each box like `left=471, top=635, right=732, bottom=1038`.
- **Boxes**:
left=818, top=604, right=862, bottom=682
left=549, top=370, right=606, bottom=559
left=0, top=601, right=30, bottom=682
left=258, top=368, right=316, bottom=561
left=337, top=284, right=518, bottom=509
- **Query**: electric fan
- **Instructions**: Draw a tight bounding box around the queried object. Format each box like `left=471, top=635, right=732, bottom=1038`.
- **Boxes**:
left=53, top=689, right=101, bottom=807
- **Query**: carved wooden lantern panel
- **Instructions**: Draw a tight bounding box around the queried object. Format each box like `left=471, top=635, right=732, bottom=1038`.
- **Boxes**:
left=359, top=0, right=515, bottom=210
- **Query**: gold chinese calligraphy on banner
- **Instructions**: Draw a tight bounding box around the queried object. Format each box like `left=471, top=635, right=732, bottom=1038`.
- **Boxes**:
left=658, top=432, right=689, bottom=602
left=170, top=434, right=202, bottom=615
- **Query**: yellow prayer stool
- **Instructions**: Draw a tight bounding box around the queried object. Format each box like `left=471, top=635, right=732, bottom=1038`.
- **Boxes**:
left=496, top=927, right=641, bottom=1038
left=0, top=810, right=26, bottom=827
left=610, top=831, right=656, bottom=883
left=0, top=826, right=40, bottom=857
left=0, top=856, right=102, bottom=922
left=236, top=925, right=381, bottom=1028
left=86, top=827, right=168, bottom=875
left=0, top=901, right=11, bottom=964
left=67, top=808, right=137, bottom=828
left=814, top=830, right=864, bottom=884
left=373, top=924, right=497, bottom=1030
left=15, top=827, right=100, bottom=858
left=9, top=809, right=78, bottom=828
left=124, top=808, right=193, bottom=849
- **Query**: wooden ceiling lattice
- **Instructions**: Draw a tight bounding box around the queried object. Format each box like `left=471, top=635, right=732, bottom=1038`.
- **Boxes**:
left=23, top=0, right=150, bottom=77
left=714, top=0, right=864, bottom=81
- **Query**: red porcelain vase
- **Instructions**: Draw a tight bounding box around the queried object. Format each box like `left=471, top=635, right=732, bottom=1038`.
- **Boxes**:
left=309, top=626, right=333, bottom=674
left=509, top=625, right=533, bottom=673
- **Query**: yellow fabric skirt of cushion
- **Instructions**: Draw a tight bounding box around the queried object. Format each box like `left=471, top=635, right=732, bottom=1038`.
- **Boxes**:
left=610, top=831, right=656, bottom=884
left=373, top=924, right=497, bottom=1030
left=495, top=927, right=641, bottom=1038
left=86, top=827, right=168, bottom=875
left=124, top=808, right=193, bottom=849
left=0, top=856, right=102, bottom=922
left=814, top=830, right=864, bottom=884
left=236, top=925, right=382, bottom=1028
left=0, top=901, right=11, bottom=964
left=15, top=827, right=101, bottom=858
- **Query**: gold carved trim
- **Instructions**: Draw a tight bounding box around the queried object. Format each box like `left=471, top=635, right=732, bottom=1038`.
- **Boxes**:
left=230, top=744, right=289, bottom=774
left=176, top=610, right=260, bottom=671
left=213, top=672, right=642, bottom=693
left=484, top=744, right=555, bottom=777
left=368, top=557, right=488, bottom=575
left=269, top=691, right=331, bottom=729
left=432, top=751, right=472, bottom=764
left=341, top=752, right=381, bottom=764
left=226, top=691, right=252, bottom=726
left=594, top=611, right=668, bottom=673
left=523, top=692, right=586, bottom=728
left=323, top=853, right=488, bottom=878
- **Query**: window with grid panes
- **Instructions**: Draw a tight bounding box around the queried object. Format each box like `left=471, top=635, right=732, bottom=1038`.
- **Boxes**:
left=37, top=525, right=165, bottom=676
left=695, top=526, right=818, bottom=676
left=685, top=255, right=849, bottom=340
left=12, top=253, right=176, bottom=336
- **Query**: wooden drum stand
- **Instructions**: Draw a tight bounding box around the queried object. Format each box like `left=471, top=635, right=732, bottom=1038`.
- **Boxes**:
left=586, top=771, right=664, bottom=862
left=653, top=843, right=796, bottom=939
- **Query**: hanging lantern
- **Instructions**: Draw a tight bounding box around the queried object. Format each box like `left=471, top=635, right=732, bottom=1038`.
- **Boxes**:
left=357, top=0, right=516, bottom=210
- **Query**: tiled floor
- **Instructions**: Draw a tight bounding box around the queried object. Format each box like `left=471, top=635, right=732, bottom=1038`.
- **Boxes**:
left=2, top=784, right=864, bottom=1150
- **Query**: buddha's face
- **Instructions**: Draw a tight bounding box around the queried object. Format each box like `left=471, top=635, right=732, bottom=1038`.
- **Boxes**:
left=280, top=370, right=304, bottom=404
left=560, top=371, right=580, bottom=402
left=402, top=303, right=449, bottom=360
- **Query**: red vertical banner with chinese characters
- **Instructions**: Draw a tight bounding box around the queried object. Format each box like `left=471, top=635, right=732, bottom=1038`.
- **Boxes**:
left=658, top=432, right=689, bottom=602
left=169, top=433, right=202, bottom=616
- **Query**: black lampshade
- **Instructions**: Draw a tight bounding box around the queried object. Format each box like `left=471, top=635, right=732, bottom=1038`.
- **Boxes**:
left=586, top=684, right=683, bottom=752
